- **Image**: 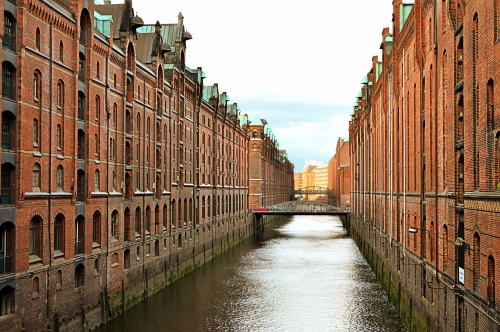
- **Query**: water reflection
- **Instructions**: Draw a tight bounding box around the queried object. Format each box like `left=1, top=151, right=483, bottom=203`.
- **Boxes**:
left=99, top=215, right=406, bottom=332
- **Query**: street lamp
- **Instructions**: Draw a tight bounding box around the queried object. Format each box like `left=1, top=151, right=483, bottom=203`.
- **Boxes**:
left=455, top=237, right=471, bottom=255
left=408, top=226, right=430, bottom=236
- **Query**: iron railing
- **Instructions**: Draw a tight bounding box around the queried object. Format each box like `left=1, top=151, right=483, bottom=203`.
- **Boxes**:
left=2, top=81, right=13, bottom=100
left=2, top=33, right=15, bottom=52
left=0, top=256, right=12, bottom=274
left=1, top=132, right=12, bottom=150
left=0, top=187, right=12, bottom=205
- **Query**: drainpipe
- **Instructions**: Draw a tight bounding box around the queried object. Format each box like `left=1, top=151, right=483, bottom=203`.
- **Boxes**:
left=403, top=49, right=407, bottom=255
left=433, top=0, right=439, bottom=276
left=46, top=19, right=54, bottom=328
left=104, top=36, right=110, bottom=323
left=389, top=72, right=393, bottom=240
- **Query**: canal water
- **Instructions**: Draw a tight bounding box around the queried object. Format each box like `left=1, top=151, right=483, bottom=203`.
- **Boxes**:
left=99, top=215, right=406, bottom=332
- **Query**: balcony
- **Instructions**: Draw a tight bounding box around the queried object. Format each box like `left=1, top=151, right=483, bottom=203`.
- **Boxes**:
left=2, top=81, right=13, bottom=100
left=2, top=33, right=15, bottom=52
left=0, top=256, right=12, bottom=274
left=75, top=241, right=84, bottom=255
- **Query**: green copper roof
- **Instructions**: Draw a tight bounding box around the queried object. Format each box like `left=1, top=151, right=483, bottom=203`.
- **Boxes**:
left=94, top=11, right=112, bottom=37
left=400, top=3, right=414, bottom=31
left=385, top=35, right=393, bottom=43
left=376, top=62, right=382, bottom=81
left=203, top=85, right=218, bottom=103
left=250, top=115, right=262, bottom=126
left=352, top=100, right=359, bottom=107
left=356, top=91, right=362, bottom=98
left=360, top=76, right=368, bottom=84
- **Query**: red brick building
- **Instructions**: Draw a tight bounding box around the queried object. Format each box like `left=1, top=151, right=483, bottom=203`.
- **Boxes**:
left=350, top=0, right=500, bottom=330
left=327, top=137, right=350, bottom=207
left=0, top=0, right=294, bottom=330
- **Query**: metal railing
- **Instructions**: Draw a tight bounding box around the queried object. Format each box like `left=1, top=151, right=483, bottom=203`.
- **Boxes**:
left=0, top=187, right=12, bottom=205
left=0, top=256, right=12, bottom=274
left=2, top=81, right=13, bottom=100
left=2, top=33, right=15, bottom=51
left=2, top=132, right=12, bottom=150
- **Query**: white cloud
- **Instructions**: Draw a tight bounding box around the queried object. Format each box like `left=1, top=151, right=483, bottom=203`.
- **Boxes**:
left=130, top=0, right=393, bottom=168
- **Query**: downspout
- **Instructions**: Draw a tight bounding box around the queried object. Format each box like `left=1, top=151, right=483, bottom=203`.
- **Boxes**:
left=379, top=93, right=383, bottom=234
left=403, top=49, right=407, bottom=255
left=104, top=35, right=110, bottom=323
left=47, top=19, right=54, bottom=328
left=389, top=72, right=393, bottom=240
left=433, top=0, right=439, bottom=276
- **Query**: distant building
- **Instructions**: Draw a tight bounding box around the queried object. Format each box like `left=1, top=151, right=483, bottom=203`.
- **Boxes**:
left=327, top=138, right=350, bottom=207
left=301, top=159, right=328, bottom=201
left=294, top=172, right=303, bottom=191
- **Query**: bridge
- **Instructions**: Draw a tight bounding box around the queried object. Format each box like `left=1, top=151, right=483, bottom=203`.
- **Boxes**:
left=293, top=186, right=332, bottom=196
left=253, top=201, right=349, bottom=216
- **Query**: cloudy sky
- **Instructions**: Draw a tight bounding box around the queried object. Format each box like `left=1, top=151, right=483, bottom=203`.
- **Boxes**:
left=131, top=0, right=393, bottom=170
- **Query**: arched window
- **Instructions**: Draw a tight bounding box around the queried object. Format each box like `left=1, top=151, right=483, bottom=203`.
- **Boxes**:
left=95, top=95, right=101, bottom=122
left=135, top=207, right=141, bottom=237
left=29, top=216, right=42, bottom=259
left=94, top=169, right=100, bottom=192
left=163, top=204, right=168, bottom=232
left=59, top=41, right=63, bottom=62
left=202, top=196, right=205, bottom=218
left=54, top=214, right=64, bottom=254
left=3, top=13, right=16, bottom=52
left=57, top=81, right=64, bottom=108
left=145, top=206, right=151, bottom=235
left=56, top=165, right=63, bottom=191
left=75, top=215, right=85, bottom=254
left=56, top=124, right=62, bottom=150
left=113, top=103, right=117, bottom=126
left=32, top=163, right=40, bottom=192
left=33, top=72, right=40, bottom=101
left=92, top=211, right=101, bottom=245
left=35, top=28, right=40, bottom=50
left=473, top=232, right=480, bottom=288
left=111, top=210, right=118, bottom=240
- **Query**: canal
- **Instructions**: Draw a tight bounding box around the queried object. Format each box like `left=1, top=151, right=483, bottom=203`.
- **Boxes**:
left=98, top=215, right=406, bottom=331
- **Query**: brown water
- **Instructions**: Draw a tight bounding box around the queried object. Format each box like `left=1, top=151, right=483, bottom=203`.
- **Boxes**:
left=99, top=215, right=406, bottom=332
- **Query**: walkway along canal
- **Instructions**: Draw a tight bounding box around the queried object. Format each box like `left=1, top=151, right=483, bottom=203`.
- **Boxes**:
left=98, top=215, right=406, bottom=331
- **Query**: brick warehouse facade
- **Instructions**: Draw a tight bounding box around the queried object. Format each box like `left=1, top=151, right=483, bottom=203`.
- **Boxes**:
left=0, top=0, right=294, bottom=330
left=350, top=0, right=500, bottom=331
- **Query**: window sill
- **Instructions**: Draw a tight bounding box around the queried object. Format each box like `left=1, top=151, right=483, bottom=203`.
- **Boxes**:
left=29, top=254, right=42, bottom=264
left=54, top=250, right=64, bottom=258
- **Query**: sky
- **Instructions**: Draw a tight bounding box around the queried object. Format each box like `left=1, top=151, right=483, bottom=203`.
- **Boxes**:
left=130, top=0, right=394, bottom=170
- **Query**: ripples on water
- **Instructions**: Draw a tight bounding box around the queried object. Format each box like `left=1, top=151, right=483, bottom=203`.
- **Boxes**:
left=99, top=215, right=406, bottom=332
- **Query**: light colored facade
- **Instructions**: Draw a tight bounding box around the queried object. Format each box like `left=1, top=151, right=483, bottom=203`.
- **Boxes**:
left=301, top=159, right=328, bottom=201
